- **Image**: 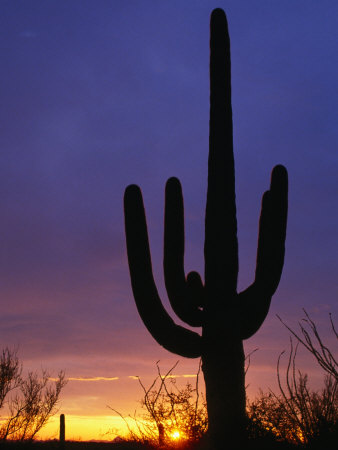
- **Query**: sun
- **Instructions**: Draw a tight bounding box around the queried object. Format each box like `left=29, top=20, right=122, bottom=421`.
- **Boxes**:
left=171, top=430, right=181, bottom=440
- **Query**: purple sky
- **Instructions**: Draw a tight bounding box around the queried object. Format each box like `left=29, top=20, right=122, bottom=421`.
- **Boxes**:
left=1, top=0, right=337, bottom=439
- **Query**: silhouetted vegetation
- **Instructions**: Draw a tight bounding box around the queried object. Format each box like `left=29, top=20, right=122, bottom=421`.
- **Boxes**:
left=277, top=309, right=337, bottom=380
left=109, top=361, right=207, bottom=447
left=0, top=348, right=67, bottom=441
left=2, top=314, right=334, bottom=448
left=107, top=313, right=336, bottom=449
left=248, top=311, right=337, bottom=449
left=123, top=8, right=288, bottom=448
left=0, top=442, right=156, bottom=450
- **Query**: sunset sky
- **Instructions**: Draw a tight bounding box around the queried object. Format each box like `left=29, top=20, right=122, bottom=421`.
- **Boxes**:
left=1, top=0, right=337, bottom=441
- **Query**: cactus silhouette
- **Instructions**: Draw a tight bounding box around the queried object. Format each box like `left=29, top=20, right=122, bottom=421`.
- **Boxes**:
left=124, top=8, right=288, bottom=447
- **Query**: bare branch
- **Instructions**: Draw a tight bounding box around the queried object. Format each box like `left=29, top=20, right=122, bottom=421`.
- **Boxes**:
left=277, top=310, right=337, bottom=380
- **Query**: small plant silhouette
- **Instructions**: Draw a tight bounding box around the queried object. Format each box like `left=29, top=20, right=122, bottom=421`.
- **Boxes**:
left=0, top=348, right=66, bottom=441
left=124, top=8, right=288, bottom=447
left=108, top=361, right=207, bottom=447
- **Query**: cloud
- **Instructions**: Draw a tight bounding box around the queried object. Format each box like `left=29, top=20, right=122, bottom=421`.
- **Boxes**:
left=49, top=376, right=119, bottom=382
left=128, top=374, right=197, bottom=380
left=161, top=374, right=197, bottom=379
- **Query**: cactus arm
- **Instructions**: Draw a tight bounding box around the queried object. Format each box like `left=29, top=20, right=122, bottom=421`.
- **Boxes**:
left=205, top=9, right=238, bottom=297
left=124, top=184, right=202, bottom=358
left=163, top=177, right=203, bottom=327
left=255, top=164, right=288, bottom=290
left=186, top=271, right=205, bottom=310
left=239, top=165, right=288, bottom=339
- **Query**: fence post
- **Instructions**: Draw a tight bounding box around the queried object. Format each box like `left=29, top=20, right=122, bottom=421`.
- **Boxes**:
left=60, top=413, right=65, bottom=449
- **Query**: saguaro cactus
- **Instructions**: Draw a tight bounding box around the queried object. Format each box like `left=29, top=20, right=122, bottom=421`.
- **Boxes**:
left=124, top=8, right=288, bottom=447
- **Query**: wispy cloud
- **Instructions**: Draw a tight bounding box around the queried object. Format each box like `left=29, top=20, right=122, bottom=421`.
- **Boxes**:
left=69, top=376, right=119, bottom=381
left=161, top=374, right=197, bottom=379
left=49, top=376, right=119, bottom=382
left=128, top=374, right=197, bottom=380
left=50, top=374, right=196, bottom=382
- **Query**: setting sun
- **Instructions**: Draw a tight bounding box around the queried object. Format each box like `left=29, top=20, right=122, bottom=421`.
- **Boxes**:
left=171, top=430, right=181, bottom=440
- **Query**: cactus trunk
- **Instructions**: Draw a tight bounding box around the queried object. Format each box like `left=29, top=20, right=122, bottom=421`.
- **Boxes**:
left=202, top=11, right=246, bottom=445
left=202, top=339, right=246, bottom=446
left=123, top=7, right=288, bottom=447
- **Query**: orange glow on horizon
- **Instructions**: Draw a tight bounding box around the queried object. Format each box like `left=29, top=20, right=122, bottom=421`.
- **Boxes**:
left=36, top=414, right=132, bottom=441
